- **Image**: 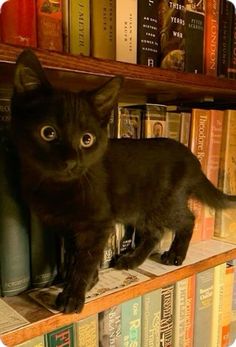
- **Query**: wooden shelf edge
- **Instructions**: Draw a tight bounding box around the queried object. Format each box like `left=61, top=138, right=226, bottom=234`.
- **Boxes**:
left=1, top=246, right=236, bottom=346
left=1, top=43, right=236, bottom=97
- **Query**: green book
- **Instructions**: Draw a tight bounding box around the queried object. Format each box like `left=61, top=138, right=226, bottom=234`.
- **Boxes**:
left=45, top=324, right=75, bottom=347
left=0, top=143, right=30, bottom=296
left=30, top=212, right=58, bottom=288
left=142, top=288, right=161, bottom=346
left=121, top=296, right=142, bottom=346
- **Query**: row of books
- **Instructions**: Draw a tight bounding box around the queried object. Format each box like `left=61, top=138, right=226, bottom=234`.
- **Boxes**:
left=0, top=0, right=235, bottom=78
left=8, top=257, right=236, bottom=347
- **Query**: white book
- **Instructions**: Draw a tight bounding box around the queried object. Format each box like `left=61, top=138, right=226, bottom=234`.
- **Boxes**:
left=116, top=0, right=137, bottom=63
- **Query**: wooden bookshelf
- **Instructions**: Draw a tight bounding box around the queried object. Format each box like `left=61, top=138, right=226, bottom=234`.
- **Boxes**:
left=1, top=244, right=236, bottom=347
left=1, top=43, right=236, bottom=346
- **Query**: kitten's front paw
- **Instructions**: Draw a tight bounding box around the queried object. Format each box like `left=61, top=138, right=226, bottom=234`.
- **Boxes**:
left=114, top=254, right=140, bottom=270
left=161, top=250, right=184, bottom=266
left=56, top=290, right=85, bottom=314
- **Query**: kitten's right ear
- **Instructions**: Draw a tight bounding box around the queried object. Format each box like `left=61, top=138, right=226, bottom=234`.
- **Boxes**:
left=13, top=49, right=51, bottom=93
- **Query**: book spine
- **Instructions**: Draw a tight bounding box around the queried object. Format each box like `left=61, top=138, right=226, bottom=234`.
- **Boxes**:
left=185, top=2, right=205, bottom=73
left=45, top=324, right=75, bottom=346
left=116, top=0, right=138, bottom=63
left=214, top=109, right=236, bottom=238
left=116, top=106, right=142, bottom=139
left=174, top=275, right=195, bottom=347
left=204, top=0, right=220, bottom=76
left=166, top=111, right=181, bottom=141
left=91, top=0, right=115, bottom=60
left=69, top=0, right=90, bottom=56
left=62, top=0, right=69, bottom=52
left=30, top=212, right=58, bottom=288
left=217, top=0, right=235, bottom=77
left=121, top=296, right=142, bottom=346
left=202, top=110, right=224, bottom=240
left=142, top=104, right=167, bottom=138
left=0, top=87, right=12, bottom=135
left=193, top=267, right=214, bottom=347
left=0, top=0, right=37, bottom=47
left=0, top=145, right=30, bottom=296
left=100, top=228, right=116, bottom=269
left=99, top=305, right=122, bottom=346
left=229, top=259, right=236, bottom=345
left=36, top=0, right=63, bottom=52
left=75, top=314, right=99, bottom=347
left=227, top=8, right=236, bottom=79
left=15, top=335, right=45, bottom=346
left=179, top=112, right=192, bottom=147
left=137, top=0, right=159, bottom=67
left=211, top=263, right=226, bottom=347
left=221, top=263, right=234, bottom=347
left=158, top=0, right=185, bottom=71
left=142, top=288, right=161, bottom=346
left=160, top=284, right=174, bottom=347
left=189, top=108, right=211, bottom=243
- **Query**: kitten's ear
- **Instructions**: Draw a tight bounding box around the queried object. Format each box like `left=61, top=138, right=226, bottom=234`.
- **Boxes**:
left=91, top=76, right=123, bottom=121
left=13, top=49, right=51, bottom=93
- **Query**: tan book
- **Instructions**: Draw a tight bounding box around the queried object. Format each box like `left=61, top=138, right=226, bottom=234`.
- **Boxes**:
left=189, top=109, right=211, bottom=243
left=215, top=109, right=236, bottom=240
left=116, top=0, right=137, bottom=63
left=91, top=0, right=115, bottom=60
left=69, top=0, right=90, bottom=56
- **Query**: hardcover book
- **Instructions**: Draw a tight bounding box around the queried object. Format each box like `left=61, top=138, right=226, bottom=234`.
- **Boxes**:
left=68, top=0, right=90, bottom=56
left=121, top=296, right=142, bottom=346
left=227, top=4, right=236, bottom=79
left=185, top=0, right=205, bottom=73
left=116, top=106, right=142, bottom=139
left=37, top=0, right=63, bottom=52
left=221, top=263, right=234, bottom=347
left=45, top=324, right=75, bottom=347
left=0, top=86, right=12, bottom=135
left=137, top=0, right=159, bottom=67
left=193, top=267, right=214, bottom=347
left=158, top=0, right=185, bottom=71
left=0, top=0, right=37, bottom=47
left=15, top=335, right=45, bottom=347
left=91, top=0, right=115, bottom=60
left=141, top=103, right=167, bottom=138
left=99, top=305, right=121, bottom=346
left=166, top=111, right=181, bottom=141
left=116, top=0, right=137, bottom=63
left=75, top=314, right=98, bottom=347
left=204, top=0, right=220, bottom=76
left=160, top=284, right=174, bottom=347
left=141, top=288, right=161, bottom=347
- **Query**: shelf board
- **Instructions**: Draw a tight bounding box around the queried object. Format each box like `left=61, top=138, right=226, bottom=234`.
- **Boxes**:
left=1, top=243, right=236, bottom=346
left=1, top=43, right=236, bottom=103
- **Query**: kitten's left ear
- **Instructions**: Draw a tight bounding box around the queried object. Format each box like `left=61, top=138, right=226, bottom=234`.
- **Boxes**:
left=13, top=49, right=51, bottom=93
left=91, top=76, right=124, bottom=122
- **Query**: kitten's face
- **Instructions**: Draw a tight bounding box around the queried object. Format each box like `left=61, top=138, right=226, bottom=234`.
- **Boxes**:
left=11, top=50, right=123, bottom=181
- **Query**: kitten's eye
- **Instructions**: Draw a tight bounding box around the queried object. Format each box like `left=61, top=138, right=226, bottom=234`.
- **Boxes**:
left=40, top=126, right=57, bottom=142
left=80, top=133, right=96, bottom=148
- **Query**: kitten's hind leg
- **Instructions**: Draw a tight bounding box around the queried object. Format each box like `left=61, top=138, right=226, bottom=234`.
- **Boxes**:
left=115, top=228, right=162, bottom=270
left=161, top=210, right=195, bottom=266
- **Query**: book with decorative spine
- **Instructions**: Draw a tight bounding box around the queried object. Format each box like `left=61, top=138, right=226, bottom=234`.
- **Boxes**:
left=91, top=0, right=115, bottom=60
left=221, top=262, right=234, bottom=347
left=75, top=314, right=98, bottom=347
left=0, top=0, right=37, bottom=47
left=137, top=0, right=159, bottom=67
left=160, top=284, right=174, bottom=347
left=36, top=0, right=63, bottom=52
left=158, top=0, right=185, bottom=71
left=99, top=305, right=121, bottom=346
left=15, top=335, right=45, bottom=346
left=141, top=288, right=161, bottom=346
left=45, top=324, right=75, bottom=346
left=116, top=0, right=137, bottom=63
left=68, top=0, right=90, bottom=56
left=121, top=296, right=142, bottom=346
left=116, top=106, right=142, bottom=139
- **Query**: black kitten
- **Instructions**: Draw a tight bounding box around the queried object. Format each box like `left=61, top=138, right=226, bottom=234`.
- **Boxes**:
left=11, top=50, right=236, bottom=313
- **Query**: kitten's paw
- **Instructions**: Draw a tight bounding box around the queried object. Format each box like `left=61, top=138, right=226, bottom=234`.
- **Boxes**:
left=56, top=291, right=85, bottom=313
left=161, top=251, right=184, bottom=266
left=114, top=255, right=139, bottom=270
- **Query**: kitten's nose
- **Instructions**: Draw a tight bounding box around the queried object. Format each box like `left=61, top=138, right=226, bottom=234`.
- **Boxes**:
left=66, top=159, right=77, bottom=171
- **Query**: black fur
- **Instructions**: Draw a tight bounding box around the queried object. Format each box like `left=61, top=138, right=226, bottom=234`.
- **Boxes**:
left=11, top=49, right=236, bottom=313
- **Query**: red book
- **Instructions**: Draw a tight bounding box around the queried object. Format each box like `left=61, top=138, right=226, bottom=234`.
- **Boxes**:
left=37, top=0, right=63, bottom=52
left=0, top=0, right=37, bottom=47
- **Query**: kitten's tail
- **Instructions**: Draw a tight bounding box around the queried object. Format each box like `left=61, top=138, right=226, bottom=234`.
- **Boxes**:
left=193, top=172, right=236, bottom=209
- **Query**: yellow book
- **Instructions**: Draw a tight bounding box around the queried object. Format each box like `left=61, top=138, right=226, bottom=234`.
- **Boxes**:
left=91, top=0, right=115, bottom=60
left=69, top=0, right=90, bottom=56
